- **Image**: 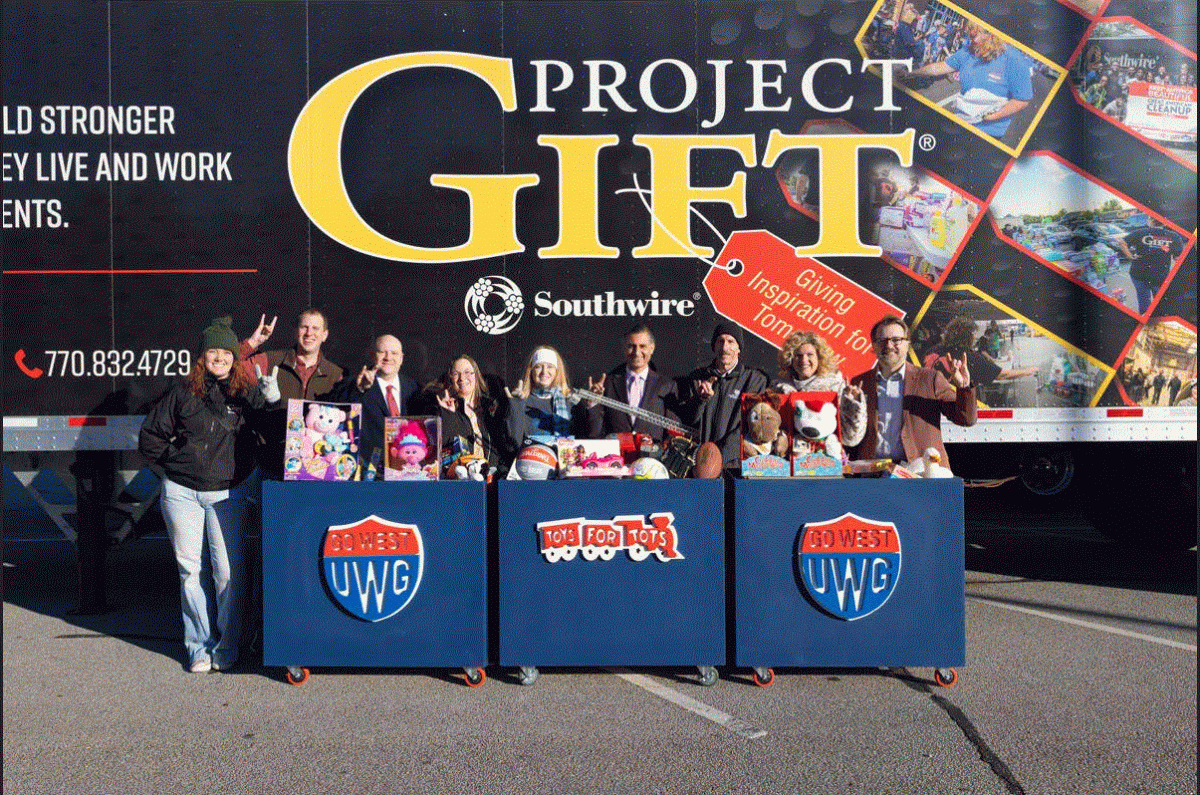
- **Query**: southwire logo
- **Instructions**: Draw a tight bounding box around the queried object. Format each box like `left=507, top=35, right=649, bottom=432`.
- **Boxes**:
left=533, top=289, right=696, bottom=318
left=465, top=275, right=524, bottom=335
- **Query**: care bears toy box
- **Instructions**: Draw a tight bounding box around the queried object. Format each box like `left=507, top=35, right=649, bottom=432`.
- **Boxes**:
left=786, top=391, right=843, bottom=478
left=383, top=416, right=441, bottom=481
left=283, top=399, right=362, bottom=481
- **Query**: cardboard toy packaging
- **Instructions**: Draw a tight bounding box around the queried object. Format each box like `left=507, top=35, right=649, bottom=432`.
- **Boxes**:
left=739, top=392, right=790, bottom=478
left=383, top=416, right=441, bottom=481
left=283, top=399, right=362, bottom=481
left=787, top=391, right=843, bottom=478
left=556, top=438, right=628, bottom=478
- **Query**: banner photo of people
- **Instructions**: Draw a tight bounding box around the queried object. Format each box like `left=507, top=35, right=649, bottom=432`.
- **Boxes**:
left=1115, top=317, right=1197, bottom=407
left=1069, top=17, right=1197, bottom=171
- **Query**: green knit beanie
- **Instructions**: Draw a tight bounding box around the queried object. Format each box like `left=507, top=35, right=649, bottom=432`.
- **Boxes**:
left=200, top=316, right=240, bottom=359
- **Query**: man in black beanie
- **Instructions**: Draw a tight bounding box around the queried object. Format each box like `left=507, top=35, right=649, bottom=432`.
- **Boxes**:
left=678, top=322, right=768, bottom=471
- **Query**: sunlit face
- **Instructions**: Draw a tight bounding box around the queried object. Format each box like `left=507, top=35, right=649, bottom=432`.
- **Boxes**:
left=374, top=336, right=403, bottom=377
left=793, top=343, right=820, bottom=379
left=625, top=331, right=655, bottom=372
left=873, top=323, right=909, bottom=375
left=295, top=312, right=329, bottom=356
left=203, top=348, right=234, bottom=379
left=450, top=358, right=477, bottom=399
left=531, top=361, right=558, bottom=389
left=713, top=334, right=740, bottom=371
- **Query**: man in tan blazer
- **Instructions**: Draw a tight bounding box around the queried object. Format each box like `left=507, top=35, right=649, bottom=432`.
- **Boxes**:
left=847, top=315, right=976, bottom=469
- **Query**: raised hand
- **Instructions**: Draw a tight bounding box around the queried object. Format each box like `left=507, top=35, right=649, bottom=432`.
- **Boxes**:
left=355, top=365, right=378, bottom=393
left=949, top=353, right=971, bottom=388
left=247, top=313, right=277, bottom=349
left=255, top=363, right=281, bottom=403
left=587, top=373, right=606, bottom=396
left=695, top=376, right=717, bottom=400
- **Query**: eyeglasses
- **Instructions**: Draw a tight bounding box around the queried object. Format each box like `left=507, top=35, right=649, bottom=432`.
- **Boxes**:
left=875, top=337, right=908, bottom=347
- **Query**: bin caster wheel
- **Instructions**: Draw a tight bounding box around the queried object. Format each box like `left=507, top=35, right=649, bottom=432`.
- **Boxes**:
left=934, top=668, right=957, bottom=688
left=464, top=667, right=487, bottom=688
left=518, top=666, right=539, bottom=686
left=697, top=666, right=718, bottom=687
left=752, top=667, right=774, bottom=688
left=285, top=667, right=310, bottom=686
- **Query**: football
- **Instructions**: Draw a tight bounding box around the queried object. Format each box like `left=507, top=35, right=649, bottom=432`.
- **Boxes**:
left=692, top=441, right=723, bottom=478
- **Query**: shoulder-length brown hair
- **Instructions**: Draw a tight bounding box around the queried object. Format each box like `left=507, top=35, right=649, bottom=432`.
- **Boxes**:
left=968, top=23, right=1006, bottom=63
left=184, top=354, right=253, bottom=398
left=444, top=354, right=489, bottom=409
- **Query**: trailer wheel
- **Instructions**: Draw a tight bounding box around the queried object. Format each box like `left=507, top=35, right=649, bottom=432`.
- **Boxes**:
left=464, top=667, right=487, bottom=688
left=1019, top=447, right=1074, bottom=496
left=285, top=667, right=310, bottom=686
left=752, top=667, right=774, bottom=688
left=934, top=668, right=958, bottom=688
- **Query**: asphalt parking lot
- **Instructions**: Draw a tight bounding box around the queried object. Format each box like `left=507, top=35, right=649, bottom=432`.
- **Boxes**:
left=3, top=484, right=1196, bottom=795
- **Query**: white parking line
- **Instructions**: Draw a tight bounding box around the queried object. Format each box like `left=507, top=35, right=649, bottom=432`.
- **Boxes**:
left=971, top=596, right=1197, bottom=652
left=615, top=671, right=768, bottom=740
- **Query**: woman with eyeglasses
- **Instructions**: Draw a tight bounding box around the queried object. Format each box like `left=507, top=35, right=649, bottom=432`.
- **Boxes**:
left=430, top=354, right=515, bottom=479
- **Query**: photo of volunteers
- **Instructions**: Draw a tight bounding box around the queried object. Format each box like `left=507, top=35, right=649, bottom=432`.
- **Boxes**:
left=1116, top=318, right=1197, bottom=407
left=987, top=152, right=1194, bottom=317
left=860, top=0, right=1063, bottom=153
left=911, top=288, right=1112, bottom=409
left=774, top=119, right=982, bottom=288
left=1070, top=20, right=1197, bottom=168
left=864, top=156, right=981, bottom=287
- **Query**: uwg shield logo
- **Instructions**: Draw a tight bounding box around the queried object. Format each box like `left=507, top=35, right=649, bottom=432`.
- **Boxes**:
left=320, top=515, right=424, bottom=622
left=797, top=513, right=900, bottom=621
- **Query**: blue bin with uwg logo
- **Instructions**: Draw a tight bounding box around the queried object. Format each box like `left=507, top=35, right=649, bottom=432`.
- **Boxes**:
left=261, top=480, right=487, bottom=686
left=497, top=479, right=725, bottom=686
left=733, top=478, right=965, bottom=687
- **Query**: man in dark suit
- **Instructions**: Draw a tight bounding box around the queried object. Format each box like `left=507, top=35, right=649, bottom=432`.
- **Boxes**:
left=586, top=323, right=678, bottom=441
left=335, top=334, right=419, bottom=478
left=847, top=315, right=976, bottom=469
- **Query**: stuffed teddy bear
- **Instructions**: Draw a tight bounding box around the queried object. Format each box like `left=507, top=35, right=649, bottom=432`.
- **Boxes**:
left=741, top=393, right=789, bottom=458
left=793, top=397, right=844, bottom=463
left=304, top=403, right=349, bottom=463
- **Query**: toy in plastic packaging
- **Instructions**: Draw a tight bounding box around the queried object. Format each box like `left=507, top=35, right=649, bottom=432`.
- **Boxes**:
left=383, top=416, right=441, bottom=480
left=283, top=399, right=361, bottom=481
left=739, top=392, right=789, bottom=477
left=557, top=438, right=628, bottom=478
left=787, top=391, right=844, bottom=477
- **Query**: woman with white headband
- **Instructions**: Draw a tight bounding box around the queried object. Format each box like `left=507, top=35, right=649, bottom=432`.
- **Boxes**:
left=507, top=345, right=589, bottom=447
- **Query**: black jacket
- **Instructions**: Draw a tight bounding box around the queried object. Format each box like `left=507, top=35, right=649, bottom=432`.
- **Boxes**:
left=139, top=375, right=265, bottom=491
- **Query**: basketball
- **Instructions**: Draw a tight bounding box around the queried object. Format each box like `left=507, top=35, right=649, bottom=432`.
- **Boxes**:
left=514, top=443, right=558, bottom=480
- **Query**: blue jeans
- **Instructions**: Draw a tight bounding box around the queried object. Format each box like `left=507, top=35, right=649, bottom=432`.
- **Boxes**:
left=160, top=476, right=251, bottom=666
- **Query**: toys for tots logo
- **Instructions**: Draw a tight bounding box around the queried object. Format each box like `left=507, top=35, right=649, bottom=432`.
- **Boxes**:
left=320, top=515, right=424, bottom=621
left=797, top=513, right=900, bottom=621
left=537, top=513, right=684, bottom=562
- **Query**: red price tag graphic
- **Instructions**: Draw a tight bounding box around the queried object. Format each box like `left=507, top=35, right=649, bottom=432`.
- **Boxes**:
left=703, top=230, right=902, bottom=378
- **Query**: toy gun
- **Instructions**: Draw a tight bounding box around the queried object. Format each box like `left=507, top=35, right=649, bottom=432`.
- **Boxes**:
left=569, top=389, right=700, bottom=478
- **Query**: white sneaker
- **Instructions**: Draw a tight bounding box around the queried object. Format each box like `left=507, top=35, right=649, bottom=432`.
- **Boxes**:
left=189, top=658, right=212, bottom=674
left=211, top=656, right=238, bottom=672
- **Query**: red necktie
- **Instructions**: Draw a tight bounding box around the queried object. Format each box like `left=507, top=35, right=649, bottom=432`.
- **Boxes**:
left=386, top=384, right=400, bottom=417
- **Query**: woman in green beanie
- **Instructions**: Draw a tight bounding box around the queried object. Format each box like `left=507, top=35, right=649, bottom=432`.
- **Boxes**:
left=139, top=317, right=267, bottom=673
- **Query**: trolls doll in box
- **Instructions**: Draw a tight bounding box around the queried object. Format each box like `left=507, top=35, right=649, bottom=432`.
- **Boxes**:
left=384, top=416, right=441, bottom=481
left=739, top=392, right=790, bottom=477
left=786, top=391, right=844, bottom=477
left=283, top=399, right=361, bottom=481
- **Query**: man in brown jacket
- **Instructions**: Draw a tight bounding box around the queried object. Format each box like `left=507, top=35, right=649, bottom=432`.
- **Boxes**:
left=847, top=315, right=976, bottom=469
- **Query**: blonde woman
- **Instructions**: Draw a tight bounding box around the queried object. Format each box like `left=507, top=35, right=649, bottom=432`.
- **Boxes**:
left=772, top=330, right=866, bottom=447
left=903, top=22, right=1032, bottom=139
left=507, top=346, right=588, bottom=446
